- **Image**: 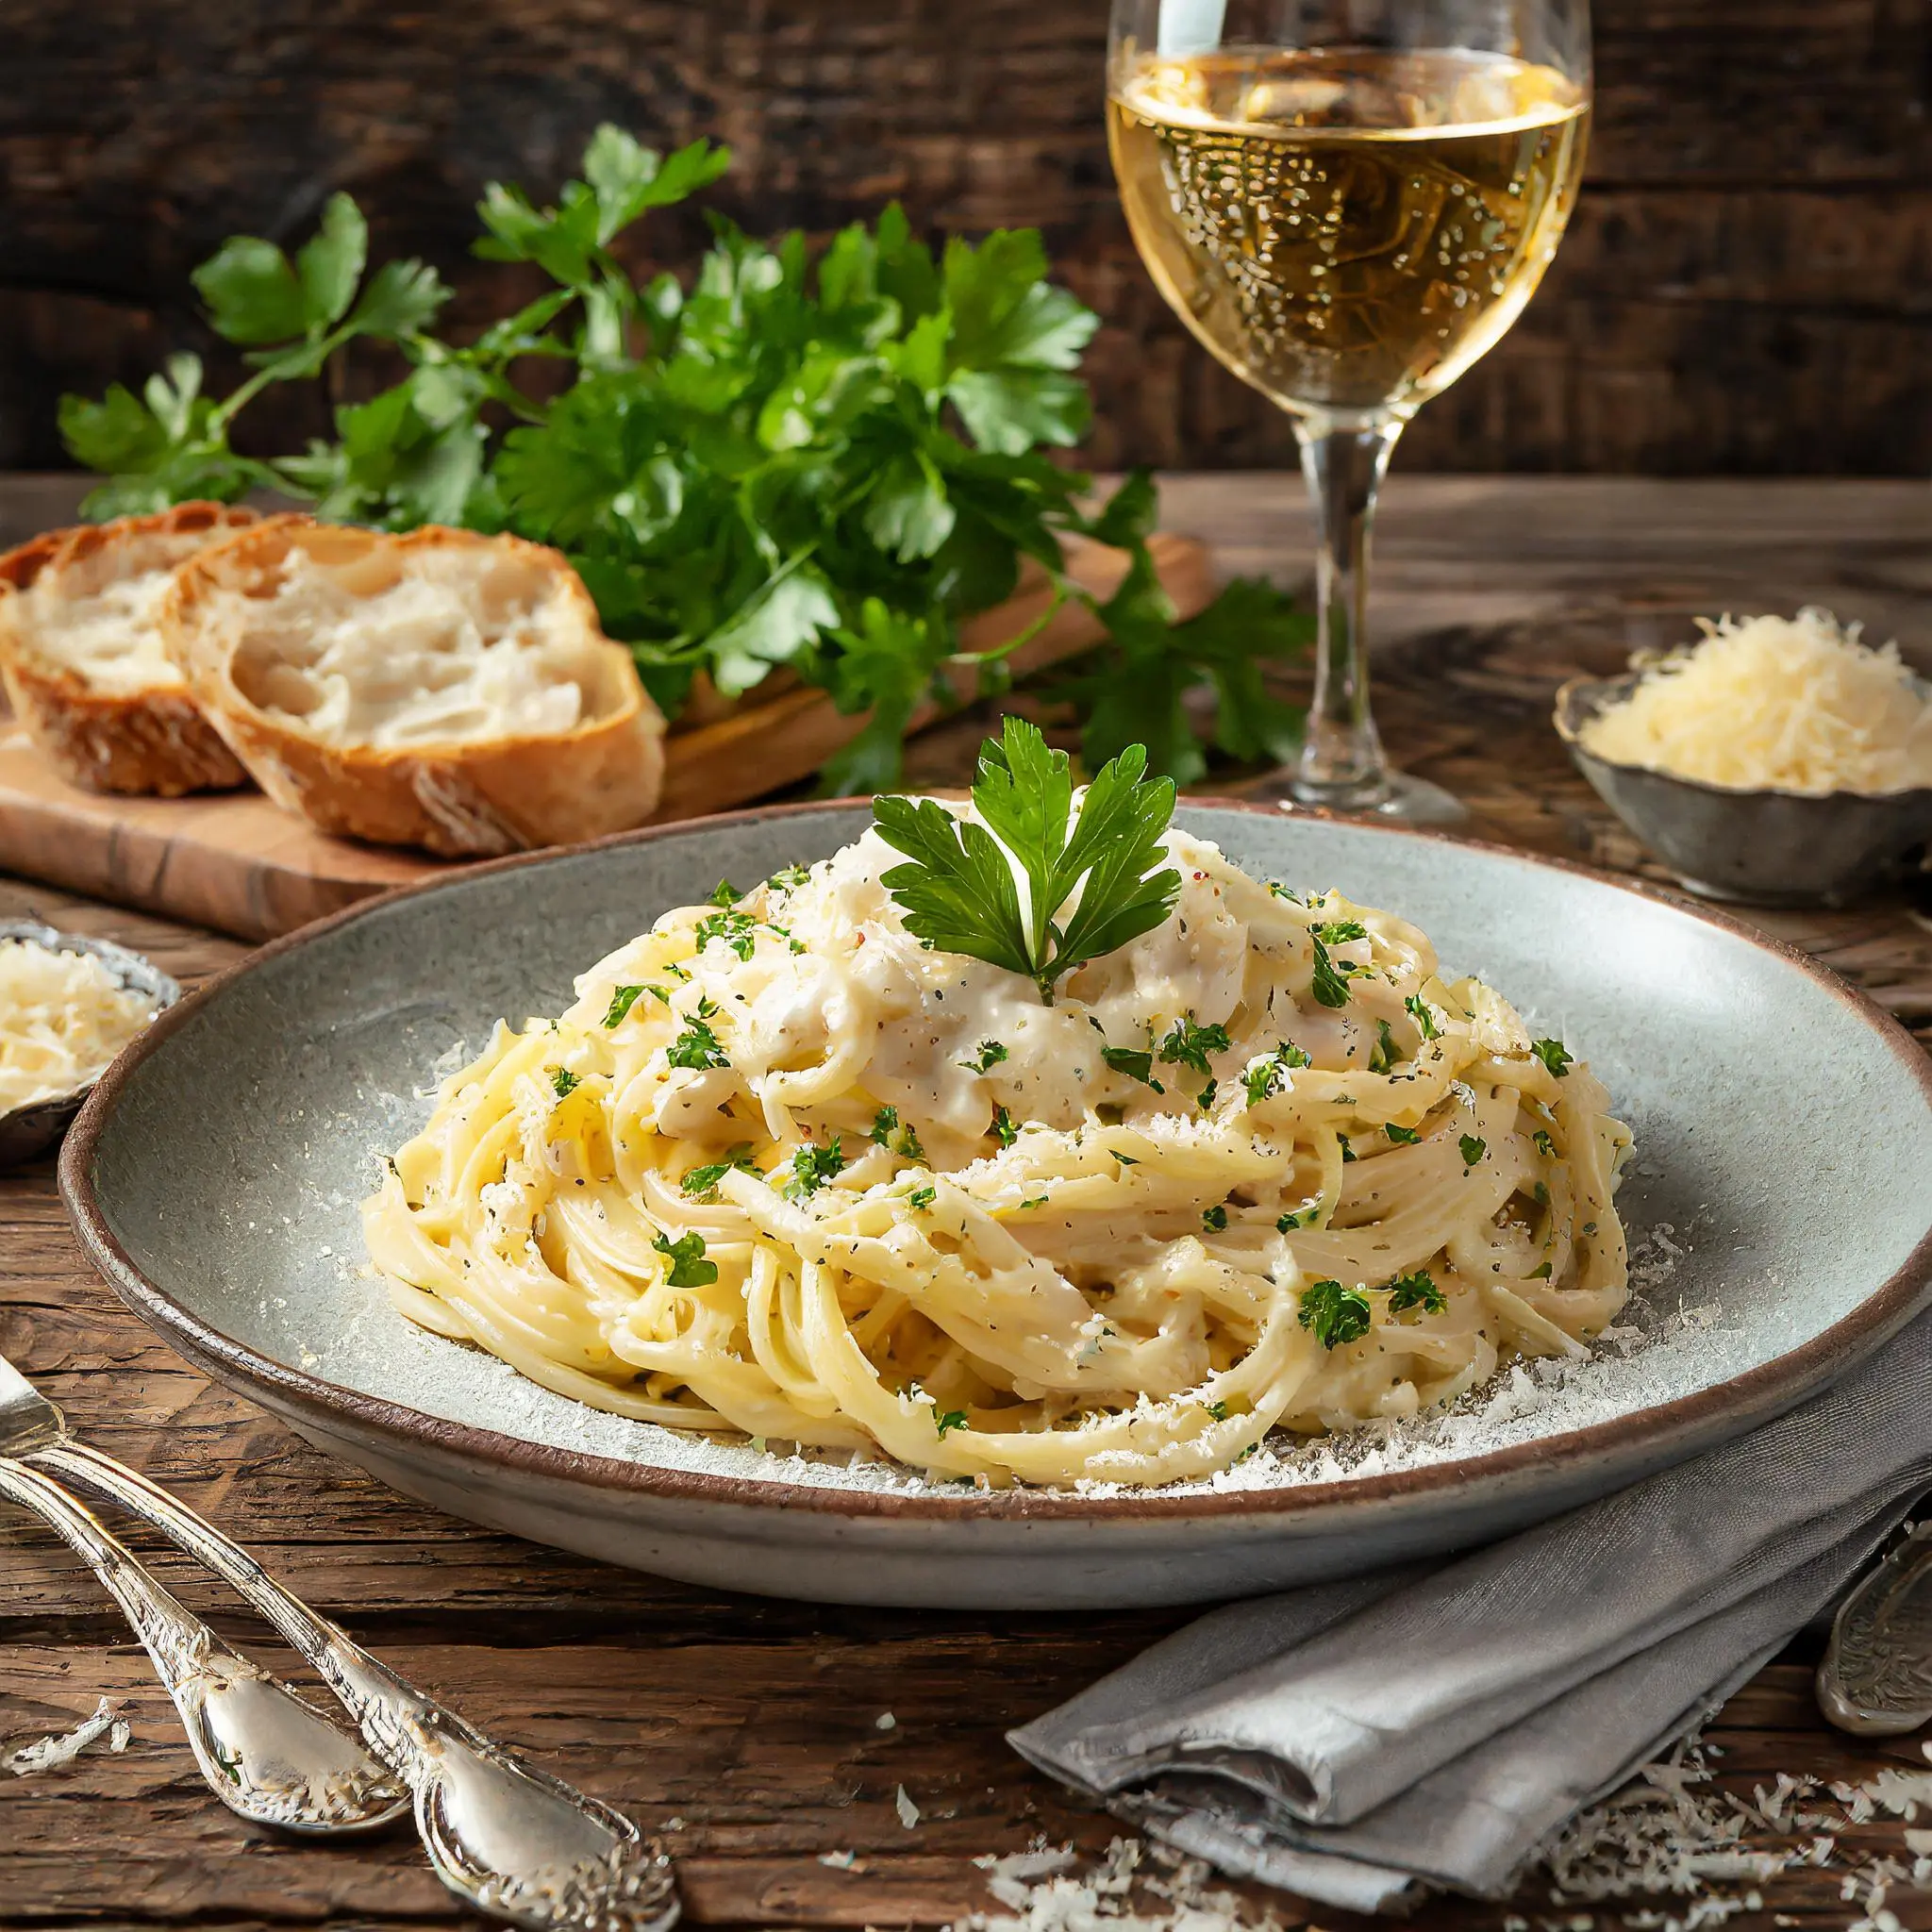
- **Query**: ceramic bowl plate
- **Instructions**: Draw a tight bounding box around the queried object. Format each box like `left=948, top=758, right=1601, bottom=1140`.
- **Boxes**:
left=61, top=805, right=1932, bottom=1608
left=1555, top=673, right=1932, bottom=908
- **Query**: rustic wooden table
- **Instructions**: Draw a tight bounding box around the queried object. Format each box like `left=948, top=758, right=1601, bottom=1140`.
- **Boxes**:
left=2, top=475, right=1928, bottom=1931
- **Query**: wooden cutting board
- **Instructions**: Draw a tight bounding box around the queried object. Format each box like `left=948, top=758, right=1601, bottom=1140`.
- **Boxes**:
left=0, top=531, right=1211, bottom=941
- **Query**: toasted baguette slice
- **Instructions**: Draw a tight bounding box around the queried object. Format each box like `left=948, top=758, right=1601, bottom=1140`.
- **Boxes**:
left=0, top=504, right=258, bottom=795
left=161, top=517, right=667, bottom=858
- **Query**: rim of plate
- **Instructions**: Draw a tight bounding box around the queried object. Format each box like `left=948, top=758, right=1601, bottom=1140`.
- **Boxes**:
left=60, top=797, right=1932, bottom=1523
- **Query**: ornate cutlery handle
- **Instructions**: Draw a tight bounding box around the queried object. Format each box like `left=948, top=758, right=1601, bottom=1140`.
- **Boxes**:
left=0, top=1456, right=408, bottom=1833
left=1818, top=1519, right=1932, bottom=1737
left=34, top=1441, right=678, bottom=1932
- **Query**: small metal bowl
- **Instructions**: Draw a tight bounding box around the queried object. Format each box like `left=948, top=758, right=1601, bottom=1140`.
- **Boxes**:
left=1555, top=673, right=1932, bottom=908
left=0, top=921, right=180, bottom=1170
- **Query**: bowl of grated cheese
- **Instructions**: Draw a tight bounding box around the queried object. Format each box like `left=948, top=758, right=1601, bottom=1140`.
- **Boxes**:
left=1555, top=608, right=1932, bottom=906
left=0, top=922, right=177, bottom=1169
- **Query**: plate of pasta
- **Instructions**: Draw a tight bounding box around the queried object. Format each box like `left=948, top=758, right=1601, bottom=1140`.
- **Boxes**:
left=62, top=724, right=1932, bottom=1607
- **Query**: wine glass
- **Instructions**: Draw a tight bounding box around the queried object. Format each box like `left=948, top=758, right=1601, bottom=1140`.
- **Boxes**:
left=1108, top=0, right=1591, bottom=821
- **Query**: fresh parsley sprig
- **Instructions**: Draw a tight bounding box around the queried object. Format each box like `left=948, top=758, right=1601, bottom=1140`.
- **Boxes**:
left=60, top=129, right=1307, bottom=791
left=874, top=717, right=1181, bottom=1004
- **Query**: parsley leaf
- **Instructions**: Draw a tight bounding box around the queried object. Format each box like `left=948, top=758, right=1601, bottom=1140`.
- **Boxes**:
left=1385, top=1123, right=1422, bottom=1144
left=908, top=1184, right=937, bottom=1210
left=681, top=1145, right=759, bottom=1200
left=1459, top=1134, right=1486, bottom=1168
left=666, top=1011, right=729, bottom=1071
left=1202, top=1204, right=1228, bottom=1232
left=694, top=908, right=758, bottom=960
left=1242, top=1041, right=1311, bottom=1108
left=1308, top=933, right=1352, bottom=1009
left=1531, top=1038, right=1574, bottom=1077
left=603, top=984, right=648, bottom=1028
left=1277, top=1206, right=1320, bottom=1231
left=783, top=1141, right=847, bottom=1201
left=1317, top=919, right=1368, bottom=945
left=959, top=1039, right=1008, bottom=1074
left=1368, top=1018, right=1397, bottom=1075
left=1533, top=1129, right=1557, bottom=1158
left=1206, top=1399, right=1229, bottom=1420
left=1100, top=1044, right=1164, bottom=1091
left=653, top=1229, right=718, bottom=1289
left=1386, top=1269, right=1445, bottom=1316
left=1340, top=1134, right=1357, bottom=1163
left=550, top=1068, right=581, bottom=1099
left=874, top=718, right=1181, bottom=1003
left=1406, top=993, right=1441, bottom=1041
left=1195, top=1077, right=1218, bottom=1111
left=1158, top=1015, right=1230, bottom=1078
left=709, top=879, right=742, bottom=907
left=771, top=863, right=813, bottom=892
left=870, top=1106, right=926, bottom=1161
left=1298, top=1279, right=1372, bottom=1351
left=934, top=1408, right=970, bottom=1438
left=990, top=1104, right=1020, bottom=1147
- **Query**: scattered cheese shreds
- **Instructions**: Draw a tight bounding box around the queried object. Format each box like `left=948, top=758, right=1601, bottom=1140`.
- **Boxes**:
left=957, top=1838, right=1291, bottom=1932
left=1579, top=608, right=1932, bottom=796
left=3, top=1697, right=127, bottom=1777
left=896, top=1783, right=922, bottom=1829
left=0, top=940, right=157, bottom=1111
left=876, top=1710, right=897, bottom=1731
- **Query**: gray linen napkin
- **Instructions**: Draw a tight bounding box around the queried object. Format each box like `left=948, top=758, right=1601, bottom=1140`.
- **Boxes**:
left=1011, top=1307, right=1932, bottom=1913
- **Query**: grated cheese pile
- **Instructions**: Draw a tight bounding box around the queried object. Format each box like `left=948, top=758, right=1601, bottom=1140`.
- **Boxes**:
left=0, top=939, right=158, bottom=1111
left=1578, top=608, right=1932, bottom=796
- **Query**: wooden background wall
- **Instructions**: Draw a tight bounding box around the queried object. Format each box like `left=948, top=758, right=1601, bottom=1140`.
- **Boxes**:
left=1, top=0, right=1927, bottom=477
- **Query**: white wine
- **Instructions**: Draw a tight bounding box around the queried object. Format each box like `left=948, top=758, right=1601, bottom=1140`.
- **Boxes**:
left=1108, top=48, right=1589, bottom=418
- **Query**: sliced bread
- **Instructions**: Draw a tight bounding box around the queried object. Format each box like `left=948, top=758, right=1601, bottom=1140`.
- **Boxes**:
left=0, top=504, right=258, bottom=795
left=161, top=517, right=668, bottom=857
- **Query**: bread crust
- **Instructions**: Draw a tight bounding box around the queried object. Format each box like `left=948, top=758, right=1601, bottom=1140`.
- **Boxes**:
left=161, top=517, right=668, bottom=858
left=0, top=504, right=258, bottom=796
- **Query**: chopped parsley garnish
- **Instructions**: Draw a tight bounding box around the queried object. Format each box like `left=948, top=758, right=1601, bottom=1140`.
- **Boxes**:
left=1277, top=1207, right=1319, bottom=1231
left=666, top=1009, right=729, bottom=1071
left=549, top=1067, right=581, bottom=1099
left=1531, top=1037, right=1574, bottom=1077
left=1459, top=1133, right=1486, bottom=1168
left=603, top=984, right=648, bottom=1028
left=1385, top=1123, right=1422, bottom=1144
left=1405, top=993, right=1441, bottom=1041
left=874, top=718, right=1181, bottom=1005
left=1529, top=1260, right=1554, bottom=1279
left=1583, top=1221, right=1598, bottom=1236
left=782, top=1140, right=846, bottom=1202
left=991, top=1105, right=1019, bottom=1148
left=1202, top=1204, right=1228, bottom=1232
left=1110, top=1150, right=1139, bottom=1166
left=1317, top=919, right=1368, bottom=945
left=1242, top=1041, right=1311, bottom=1108
left=1158, top=1015, right=1230, bottom=1077
left=693, top=907, right=758, bottom=961
left=1339, top=1135, right=1357, bottom=1163
left=908, top=1185, right=937, bottom=1210
left=1308, top=933, right=1352, bottom=1009
left=1533, top=1129, right=1557, bottom=1158
left=1100, top=1044, right=1164, bottom=1091
left=1195, top=1078, right=1218, bottom=1111
left=959, top=1040, right=1008, bottom=1074
left=1019, top=1194, right=1050, bottom=1211
left=681, top=1144, right=758, bottom=1200
left=870, top=1106, right=926, bottom=1161
left=770, top=864, right=812, bottom=892
left=1368, top=1018, right=1397, bottom=1074
left=934, top=1409, right=969, bottom=1438
left=1386, top=1269, right=1445, bottom=1316
left=709, top=879, right=742, bottom=907
left=1533, top=1180, right=1550, bottom=1205
left=653, top=1230, right=718, bottom=1289
left=1298, top=1279, right=1372, bottom=1350
left=1268, top=884, right=1301, bottom=905
left=1206, top=1399, right=1229, bottom=1420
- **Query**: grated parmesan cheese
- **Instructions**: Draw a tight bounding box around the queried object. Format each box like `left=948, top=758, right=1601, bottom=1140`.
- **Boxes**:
left=1578, top=608, right=1932, bottom=796
left=0, top=940, right=158, bottom=1111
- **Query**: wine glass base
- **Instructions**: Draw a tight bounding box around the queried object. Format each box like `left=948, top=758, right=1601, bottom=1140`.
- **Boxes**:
left=1280, top=769, right=1469, bottom=827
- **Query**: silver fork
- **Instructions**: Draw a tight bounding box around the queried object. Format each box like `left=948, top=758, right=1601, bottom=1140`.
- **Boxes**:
left=1, top=1351, right=679, bottom=1932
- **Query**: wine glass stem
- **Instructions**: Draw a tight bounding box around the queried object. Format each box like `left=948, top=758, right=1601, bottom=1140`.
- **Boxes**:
left=1292, top=412, right=1406, bottom=808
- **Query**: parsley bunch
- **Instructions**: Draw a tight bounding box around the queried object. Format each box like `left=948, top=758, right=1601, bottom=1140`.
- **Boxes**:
left=59, top=127, right=1308, bottom=790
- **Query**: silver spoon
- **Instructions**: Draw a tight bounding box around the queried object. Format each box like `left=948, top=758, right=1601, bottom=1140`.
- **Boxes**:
left=1818, top=1519, right=1932, bottom=1736
left=0, top=1456, right=409, bottom=1832
left=32, top=1431, right=678, bottom=1932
